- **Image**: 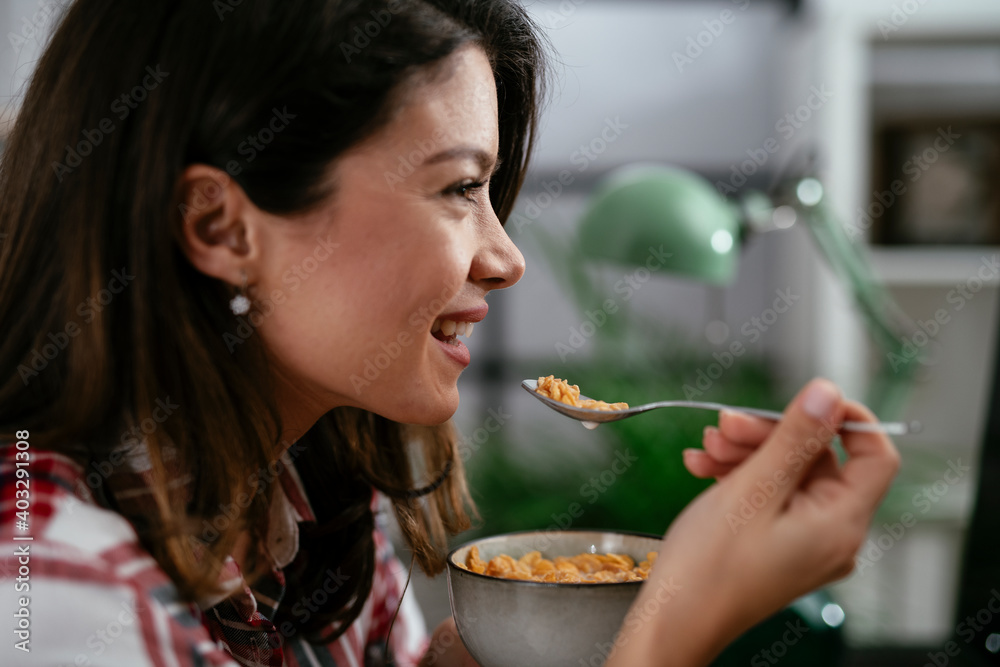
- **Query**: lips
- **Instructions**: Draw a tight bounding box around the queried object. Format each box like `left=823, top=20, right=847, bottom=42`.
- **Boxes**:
left=432, top=319, right=475, bottom=341
left=430, top=304, right=487, bottom=367
left=430, top=304, right=488, bottom=345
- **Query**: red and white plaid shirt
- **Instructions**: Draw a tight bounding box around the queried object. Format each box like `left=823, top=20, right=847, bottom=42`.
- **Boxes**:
left=0, top=439, right=429, bottom=666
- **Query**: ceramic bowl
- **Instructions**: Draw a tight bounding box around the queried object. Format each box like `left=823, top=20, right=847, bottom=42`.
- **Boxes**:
left=446, top=529, right=661, bottom=667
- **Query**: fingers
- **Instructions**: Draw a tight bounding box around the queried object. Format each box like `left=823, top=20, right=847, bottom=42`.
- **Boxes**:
left=718, top=410, right=775, bottom=447
left=839, top=400, right=902, bottom=511
left=798, top=447, right=842, bottom=500
left=741, top=378, right=846, bottom=501
left=683, top=448, right=737, bottom=478
left=688, top=420, right=778, bottom=479
left=703, top=426, right=754, bottom=463
left=420, top=617, right=479, bottom=667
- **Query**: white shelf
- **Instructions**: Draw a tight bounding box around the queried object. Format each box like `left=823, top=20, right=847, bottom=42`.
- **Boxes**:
left=870, top=246, right=1000, bottom=287
left=800, top=0, right=1000, bottom=646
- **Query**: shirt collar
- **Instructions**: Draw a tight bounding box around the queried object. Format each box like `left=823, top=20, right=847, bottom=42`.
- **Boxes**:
left=263, top=451, right=307, bottom=571
left=98, top=437, right=317, bottom=589
left=194, top=446, right=315, bottom=609
left=276, top=445, right=316, bottom=523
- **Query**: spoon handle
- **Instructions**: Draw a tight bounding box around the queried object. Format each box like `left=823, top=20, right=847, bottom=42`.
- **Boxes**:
left=648, top=401, right=918, bottom=436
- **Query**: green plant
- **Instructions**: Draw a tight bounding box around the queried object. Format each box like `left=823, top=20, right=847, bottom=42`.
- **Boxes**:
left=464, top=347, right=780, bottom=539
left=462, top=222, right=783, bottom=538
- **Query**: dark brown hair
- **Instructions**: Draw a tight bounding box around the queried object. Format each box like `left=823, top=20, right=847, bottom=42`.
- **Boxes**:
left=0, top=0, right=544, bottom=642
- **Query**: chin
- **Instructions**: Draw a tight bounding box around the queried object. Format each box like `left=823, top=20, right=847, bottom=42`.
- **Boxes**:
left=375, top=390, right=459, bottom=426
left=408, top=400, right=459, bottom=426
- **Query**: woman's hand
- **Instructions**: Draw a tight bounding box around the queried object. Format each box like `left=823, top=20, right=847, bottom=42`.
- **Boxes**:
left=418, top=617, right=480, bottom=667
left=606, top=378, right=901, bottom=667
left=683, top=406, right=782, bottom=479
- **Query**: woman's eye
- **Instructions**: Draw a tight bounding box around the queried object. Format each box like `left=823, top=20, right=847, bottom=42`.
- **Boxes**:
left=447, top=180, right=486, bottom=202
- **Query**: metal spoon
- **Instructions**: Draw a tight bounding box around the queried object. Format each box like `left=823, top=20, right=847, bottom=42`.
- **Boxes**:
left=521, top=379, right=919, bottom=435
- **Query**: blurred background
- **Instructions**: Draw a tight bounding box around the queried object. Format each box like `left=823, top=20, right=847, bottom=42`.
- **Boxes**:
left=3, top=0, right=999, bottom=664
left=442, top=1, right=1000, bottom=664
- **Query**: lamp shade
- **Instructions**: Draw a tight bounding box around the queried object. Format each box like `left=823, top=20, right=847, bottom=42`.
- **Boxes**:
left=577, top=165, right=742, bottom=285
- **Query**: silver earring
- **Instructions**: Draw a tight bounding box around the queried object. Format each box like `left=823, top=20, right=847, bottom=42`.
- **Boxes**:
left=229, top=270, right=251, bottom=315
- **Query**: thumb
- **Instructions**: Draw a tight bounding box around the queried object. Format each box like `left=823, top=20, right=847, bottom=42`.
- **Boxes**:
left=741, top=378, right=845, bottom=501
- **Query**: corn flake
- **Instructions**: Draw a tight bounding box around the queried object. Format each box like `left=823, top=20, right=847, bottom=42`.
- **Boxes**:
left=462, top=546, right=656, bottom=584
left=535, top=375, right=628, bottom=411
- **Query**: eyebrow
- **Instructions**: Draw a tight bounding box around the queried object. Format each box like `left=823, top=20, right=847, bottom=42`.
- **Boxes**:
left=423, top=147, right=502, bottom=176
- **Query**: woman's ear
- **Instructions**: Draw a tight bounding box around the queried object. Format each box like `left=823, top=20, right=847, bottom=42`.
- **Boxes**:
left=176, top=164, right=258, bottom=285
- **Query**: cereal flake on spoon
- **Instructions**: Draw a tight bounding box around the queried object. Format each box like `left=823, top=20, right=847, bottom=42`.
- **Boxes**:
left=535, top=375, right=628, bottom=412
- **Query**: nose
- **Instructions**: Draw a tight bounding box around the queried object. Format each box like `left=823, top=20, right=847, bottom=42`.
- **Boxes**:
left=469, top=206, right=525, bottom=291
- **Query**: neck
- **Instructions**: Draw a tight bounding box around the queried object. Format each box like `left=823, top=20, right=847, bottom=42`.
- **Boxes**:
left=271, top=368, right=328, bottom=454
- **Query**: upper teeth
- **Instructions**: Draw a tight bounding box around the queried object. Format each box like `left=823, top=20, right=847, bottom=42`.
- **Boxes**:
left=433, top=319, right=475, bottom=339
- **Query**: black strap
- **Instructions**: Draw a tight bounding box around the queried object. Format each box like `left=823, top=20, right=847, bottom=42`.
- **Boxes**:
left=378, top=460, right=454, bottom=501
left=953, top=287, right=1000, bottom=666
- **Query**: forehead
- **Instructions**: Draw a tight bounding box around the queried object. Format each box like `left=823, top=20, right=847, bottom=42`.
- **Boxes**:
left=371, top=45, right=499, bottom=159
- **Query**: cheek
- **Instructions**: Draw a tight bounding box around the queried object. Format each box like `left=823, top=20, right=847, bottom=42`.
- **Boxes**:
left=257, top=281, right=353, bottom=365
left=248, top=244, right=365, bottom=377
left=248, top=198, right=474, bottom=416
left=369, top=231, right=471, bottom=324
left=256, top=241, right=466, bottom=377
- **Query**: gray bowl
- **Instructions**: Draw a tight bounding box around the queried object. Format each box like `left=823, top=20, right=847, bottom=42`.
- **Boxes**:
left=446, top=529, right=662, bottom=667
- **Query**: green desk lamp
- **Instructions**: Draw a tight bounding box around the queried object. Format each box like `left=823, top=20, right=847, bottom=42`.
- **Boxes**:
left=575, top=164, right=923, bottom=665
left=576, top=163, right=920, bottom=418
left=578, top=165, right=742, bottom=285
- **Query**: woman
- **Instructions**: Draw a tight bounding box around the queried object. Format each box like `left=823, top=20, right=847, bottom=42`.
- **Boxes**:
left=0, top=1, right=899, bottom=665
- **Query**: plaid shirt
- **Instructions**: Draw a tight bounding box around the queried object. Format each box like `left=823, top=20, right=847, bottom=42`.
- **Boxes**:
left=0, top=439, right=429, bottom=666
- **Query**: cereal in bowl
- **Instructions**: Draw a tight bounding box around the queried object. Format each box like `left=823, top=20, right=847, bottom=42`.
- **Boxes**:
left=458, top=546, right=656, bottom=583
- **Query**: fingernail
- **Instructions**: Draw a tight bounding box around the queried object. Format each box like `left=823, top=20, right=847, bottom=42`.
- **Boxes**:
left=802, top=379, right=839, bottom=420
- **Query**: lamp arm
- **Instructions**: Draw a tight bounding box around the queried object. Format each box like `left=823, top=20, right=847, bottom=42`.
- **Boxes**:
left=529, top=225, right=629, bottom=344
left=799, top=199, right=920, bottom=417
